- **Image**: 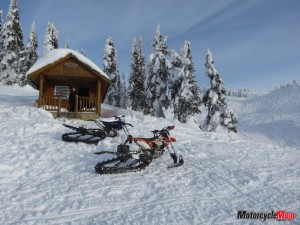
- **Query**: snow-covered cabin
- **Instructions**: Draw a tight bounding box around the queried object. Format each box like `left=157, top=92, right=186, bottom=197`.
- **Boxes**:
left=26, top=49, right=110, bottom=120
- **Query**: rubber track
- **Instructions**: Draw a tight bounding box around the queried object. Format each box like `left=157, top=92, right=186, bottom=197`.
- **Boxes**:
left=94, top=156, right=151, bottom=174
left=62, top=130, right=106, bottom=145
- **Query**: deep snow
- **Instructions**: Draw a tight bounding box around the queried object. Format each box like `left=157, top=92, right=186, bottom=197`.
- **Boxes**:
left=0, top=85, right=299, bottom=225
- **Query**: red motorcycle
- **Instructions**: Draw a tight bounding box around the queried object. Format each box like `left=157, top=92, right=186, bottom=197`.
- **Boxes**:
left=94, top=125, right=184, bottom=174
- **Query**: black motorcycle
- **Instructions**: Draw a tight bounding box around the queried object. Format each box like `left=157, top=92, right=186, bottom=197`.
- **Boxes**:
left=62, top=115, right=133, bottom=144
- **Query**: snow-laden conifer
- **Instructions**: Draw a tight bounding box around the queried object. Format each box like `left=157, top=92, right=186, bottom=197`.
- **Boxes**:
left=144, top=25, right=170, bottom=117
left=18, top=22, right=38, bottom=86
left=43, top=22, right=58, bottom=54
left=64, top=40, right=70, bottom=48
left=79, top=49, right=87, bottom=56
left=25, top=22, right=39, bottom=73
left=0, top=0, right=24, bottom=85
left=119, top=74, right=127, bottom=109
left=127, top=37, right=145, bottom=111
left=0, top=10, right=3, bottom=64
left=171, top=41, right=201, bottom=123
left=203, top=49, right=237, bottom=132
left=103, top=36, right=120, bottom=107
left=169, top=50, right=183, bottom=105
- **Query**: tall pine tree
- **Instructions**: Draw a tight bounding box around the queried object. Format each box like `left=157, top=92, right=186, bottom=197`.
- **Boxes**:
left=0, top=0, right=24, bottom=85
left=127, top=37, right=145, bottom=111
left=79, top=49, right=87, bottom=56
left=169, top=50, right=183, bottom=105
left=103, top=36, right=120, bottom=107
left=119, top=73, right=127, bottom=109
left=43, top=22, right=58, bottom=54
left=18, top=21, right=38, bottom=86
left=64, top=40, right=70, bottom=48
left=26, top=22, right=38, bottom=70
left=0, top=10, right=4, bottom=65
left=203, top=49, right=237, bottom=132
left=144, top=25, right=170, bottom=117
left=171, top=41, right=201, bottom=123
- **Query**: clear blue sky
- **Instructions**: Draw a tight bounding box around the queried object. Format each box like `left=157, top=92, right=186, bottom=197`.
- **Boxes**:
left=1, top=0, right=299, bottom=89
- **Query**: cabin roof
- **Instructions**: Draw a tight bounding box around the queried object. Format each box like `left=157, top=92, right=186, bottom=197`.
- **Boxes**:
left=26, top=48, right=110, bottom=81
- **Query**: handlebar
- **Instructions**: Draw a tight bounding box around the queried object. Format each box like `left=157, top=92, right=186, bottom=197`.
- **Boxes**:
left=167, top=125, right=175, bottom=130
left=151, top=125, right=175, bottom=136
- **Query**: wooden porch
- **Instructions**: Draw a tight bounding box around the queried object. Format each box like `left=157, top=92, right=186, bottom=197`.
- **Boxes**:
left=41, top=95, right=100, bottom=120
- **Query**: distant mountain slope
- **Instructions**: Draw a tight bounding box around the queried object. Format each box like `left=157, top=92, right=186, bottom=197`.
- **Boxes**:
left=229, top=87, right=300, bottom=147
left=231, top=87, right=300, bottom=114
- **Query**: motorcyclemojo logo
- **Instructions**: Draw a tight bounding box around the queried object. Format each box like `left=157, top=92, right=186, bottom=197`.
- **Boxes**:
left=237, top=210, right=296, bottom=221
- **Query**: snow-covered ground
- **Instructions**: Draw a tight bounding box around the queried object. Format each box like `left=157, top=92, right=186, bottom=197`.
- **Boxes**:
left=0, top=84, right=299, bottom=225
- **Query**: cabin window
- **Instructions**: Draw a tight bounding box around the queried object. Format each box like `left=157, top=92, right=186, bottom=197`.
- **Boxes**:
left=54, top=85, right=69, bottom=99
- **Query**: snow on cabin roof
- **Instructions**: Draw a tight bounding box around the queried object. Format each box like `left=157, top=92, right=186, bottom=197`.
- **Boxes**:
left=26, top=48, right=110, bottom=80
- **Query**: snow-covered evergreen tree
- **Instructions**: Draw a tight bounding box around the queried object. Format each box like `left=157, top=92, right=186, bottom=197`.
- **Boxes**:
left=127, top=37, right=145, bottom=111
left=0, top=0, right=24, bottom=85
left=79, top=49, right=87, bottom=56
left=119, top=73, right=127, bottom=109
left=203, top=49, right=237, bottom=132
left=19, top=21, right=38, bottom=86
left=169, top=50, right=183, bottom=105
left=144, top=25, right=170, bottom=117
left=103, top=36, right=120, bottom=107
left=64, top=40, right=70, bottom=48
left=226, top=88, right=249, bottom=98
left=171, top=41, right=201, bottom=123
left=43, top=22, right=58, bottom=54
left=276, top=80, right=300, bottom=90
left=0, top=10, right=4, bottom=64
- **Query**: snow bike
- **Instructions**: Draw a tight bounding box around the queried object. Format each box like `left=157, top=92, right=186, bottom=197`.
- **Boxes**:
left=62, top=115, right=133, bottom=144
left=94, top=125, right=184, bottom=174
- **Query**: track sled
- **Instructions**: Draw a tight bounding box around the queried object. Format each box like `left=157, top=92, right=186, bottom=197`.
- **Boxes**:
left=94, top=126, right=184, bottom=174
left=94, top=145, right=153, bottom=174
left=62, top=115, right=133, bottom=145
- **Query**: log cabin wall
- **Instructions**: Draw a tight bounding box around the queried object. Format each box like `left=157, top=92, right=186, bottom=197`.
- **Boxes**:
left=27, top=50, right=110, bottom=119
left=40, top=58, right=108, bottom=103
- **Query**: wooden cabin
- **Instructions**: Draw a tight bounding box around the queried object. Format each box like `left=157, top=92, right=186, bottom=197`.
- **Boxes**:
left=26, top=48, right=110, bottom=120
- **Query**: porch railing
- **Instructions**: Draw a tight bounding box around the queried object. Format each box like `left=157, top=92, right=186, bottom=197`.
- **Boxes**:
left=78, top=96, right=97, bottom=112
left=42, top=96, right=62, bottom=110
left=41, top=96, right=97, bottom=115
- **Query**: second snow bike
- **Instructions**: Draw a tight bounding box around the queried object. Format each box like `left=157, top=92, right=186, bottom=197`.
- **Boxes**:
left=94, top=125, right=184, bottom=174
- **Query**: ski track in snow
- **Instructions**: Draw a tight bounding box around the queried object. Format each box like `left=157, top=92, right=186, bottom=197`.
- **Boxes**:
left=0, top=86, right=299, bottom=225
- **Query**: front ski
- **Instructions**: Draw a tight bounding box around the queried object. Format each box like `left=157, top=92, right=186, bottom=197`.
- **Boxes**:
left=167, top=162, right=184, bottom=169
left=167, top=155, right=184, bottom=169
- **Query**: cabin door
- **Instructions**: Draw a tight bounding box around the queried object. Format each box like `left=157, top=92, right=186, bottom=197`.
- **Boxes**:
left=78, top=87, right=91, bottom=111
left=78, top=87, right=89, bottom=97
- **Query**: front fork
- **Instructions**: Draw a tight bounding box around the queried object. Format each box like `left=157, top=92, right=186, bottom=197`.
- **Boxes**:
left=166, top=143, right=178, bottom=164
